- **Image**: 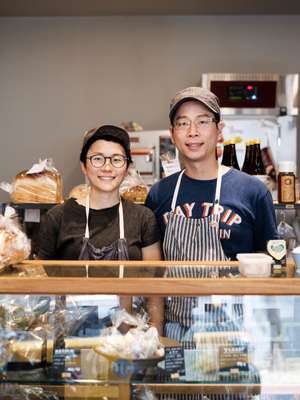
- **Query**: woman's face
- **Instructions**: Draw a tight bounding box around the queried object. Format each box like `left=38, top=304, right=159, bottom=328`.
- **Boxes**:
left=81, top=139, right=128, bottom=195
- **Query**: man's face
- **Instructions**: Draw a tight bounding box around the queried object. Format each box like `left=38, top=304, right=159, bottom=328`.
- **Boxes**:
left=170, top=100, right=222, bottom=165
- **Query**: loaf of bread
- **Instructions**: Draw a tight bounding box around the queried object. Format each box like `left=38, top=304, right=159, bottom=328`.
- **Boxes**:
left=68, top=184, right=89, bottom=202
left=121, top=185, right=148, bottom=203
left=11, top=170, right=63, bottom=204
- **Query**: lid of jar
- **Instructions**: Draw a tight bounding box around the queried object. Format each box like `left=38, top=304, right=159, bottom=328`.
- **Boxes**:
left=278, top=161, right=296, bottom=173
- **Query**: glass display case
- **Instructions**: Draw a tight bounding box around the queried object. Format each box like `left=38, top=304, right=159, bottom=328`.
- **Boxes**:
left=0, top=259, right=300, bottom=400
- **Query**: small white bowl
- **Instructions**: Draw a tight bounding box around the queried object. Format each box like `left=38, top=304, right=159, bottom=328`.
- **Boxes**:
left=236, top=253, right=273, bottom=277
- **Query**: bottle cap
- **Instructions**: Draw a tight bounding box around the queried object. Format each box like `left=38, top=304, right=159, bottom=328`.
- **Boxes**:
left=278, top=161, right=296, bottom=174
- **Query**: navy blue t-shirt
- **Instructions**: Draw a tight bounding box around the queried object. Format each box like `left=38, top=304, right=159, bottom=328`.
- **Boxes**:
left=145, top=168, right=278, bottom=260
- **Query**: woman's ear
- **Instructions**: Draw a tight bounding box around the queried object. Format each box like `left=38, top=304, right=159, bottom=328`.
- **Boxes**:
left=80, top=161, right=88, bottom=177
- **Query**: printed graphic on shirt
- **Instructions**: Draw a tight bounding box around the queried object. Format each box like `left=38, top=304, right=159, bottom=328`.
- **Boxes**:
left=163, top=202, right=241, bottom=240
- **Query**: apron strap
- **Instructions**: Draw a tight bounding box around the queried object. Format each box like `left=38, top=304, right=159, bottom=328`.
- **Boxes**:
left=171, top=170, right=185, bottom=211
left=213, top=165, right=223, bottom=215
left=171, top=167, right=223, bottom=214
left=84, top=191, right=90, bottom=239
left=84, top=194, right=124, bottom=239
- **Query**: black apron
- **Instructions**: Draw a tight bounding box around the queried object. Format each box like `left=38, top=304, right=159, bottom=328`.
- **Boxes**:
left=78, top=194, right=129, bottom=277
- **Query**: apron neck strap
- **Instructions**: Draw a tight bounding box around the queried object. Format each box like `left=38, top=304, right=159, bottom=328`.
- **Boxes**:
left=84, top=194, right=124, bottom=239
left=213, top=165, right=223, bottom=214
left=171, top=170, right=185, bottom=211
left=171, top=166, right=223, bottom=214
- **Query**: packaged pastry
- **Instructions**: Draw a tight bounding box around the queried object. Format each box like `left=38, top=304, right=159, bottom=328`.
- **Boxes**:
left=94, top=309, right=164, bottom=360
left=0, top=209, right=31, bottom=271
left=0, top=159, right=63, bottom=204
left=120, top=165, right=148, bottom=203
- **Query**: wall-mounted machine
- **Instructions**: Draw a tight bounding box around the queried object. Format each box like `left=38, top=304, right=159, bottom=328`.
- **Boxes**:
left=202, top=73, right=299, bottom=172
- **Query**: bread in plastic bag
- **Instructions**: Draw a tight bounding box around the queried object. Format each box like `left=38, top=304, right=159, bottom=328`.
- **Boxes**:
left=95, top=309, right=164, bottom=360
left=120, top=165, right=148, bottom=203
left=0, top=209, right=31, bottom=271
left=0, top=158, right=63, bottom=204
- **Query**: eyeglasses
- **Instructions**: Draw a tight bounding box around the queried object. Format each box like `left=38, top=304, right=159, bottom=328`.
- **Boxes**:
left=87, top=153, right=128, bottom=168
left=174, top=116, right=216, bottom=132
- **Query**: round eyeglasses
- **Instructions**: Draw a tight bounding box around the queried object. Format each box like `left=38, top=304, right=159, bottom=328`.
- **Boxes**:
left=174, top=116, right=216, bottom=132
left=87, top=153, right=128, bottom=168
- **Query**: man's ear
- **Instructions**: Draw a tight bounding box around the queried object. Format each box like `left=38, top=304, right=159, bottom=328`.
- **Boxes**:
left=169, top=126, right=175, bottom=144
left=217, top=120, right=225, bottom=144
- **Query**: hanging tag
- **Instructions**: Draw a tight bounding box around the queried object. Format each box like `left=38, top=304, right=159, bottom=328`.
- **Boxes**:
left=24, top=209, right=41, bottom=223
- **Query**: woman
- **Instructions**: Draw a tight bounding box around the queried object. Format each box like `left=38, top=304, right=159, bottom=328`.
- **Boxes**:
left=38, top=125, right=162, bottom=325
left=38, top=124, right=161, bottom=262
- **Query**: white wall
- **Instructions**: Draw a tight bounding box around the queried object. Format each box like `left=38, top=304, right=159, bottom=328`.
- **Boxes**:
left=0, top=16, right=299, bottom=200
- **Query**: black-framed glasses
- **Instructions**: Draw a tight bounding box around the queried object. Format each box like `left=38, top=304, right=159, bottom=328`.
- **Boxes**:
left=174, top=116, right=216, bottom=132
left=87, top=153, right=128, bottom=168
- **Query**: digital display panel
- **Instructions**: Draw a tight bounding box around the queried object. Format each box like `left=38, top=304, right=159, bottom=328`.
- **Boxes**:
left=228, top=85, right=258, bottom=102
left=210, top=81, right=277, bottom=108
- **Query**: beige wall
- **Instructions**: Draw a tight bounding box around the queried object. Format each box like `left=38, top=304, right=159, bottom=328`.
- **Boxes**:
left=0, top=15, right=299, bottom=200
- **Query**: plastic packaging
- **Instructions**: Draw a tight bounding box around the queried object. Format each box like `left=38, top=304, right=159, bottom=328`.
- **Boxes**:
left=0, top=212, right=31, bottom=271
left=120, top=165, right=148, bottom=203
left=94, top=309, right=164, bottom=360
left=237, top=253, right=273, bottom=277
left=0, top=158, right=63, bottom=204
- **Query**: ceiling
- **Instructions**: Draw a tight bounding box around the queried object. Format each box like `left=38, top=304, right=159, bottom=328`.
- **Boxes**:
left=0, top=0, right=299, bottom=16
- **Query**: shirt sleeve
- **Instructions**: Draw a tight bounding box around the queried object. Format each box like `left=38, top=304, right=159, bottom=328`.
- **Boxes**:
left=37, top=207, right=62, bottom=259
left=140, top=206, right=161, bottom=247
left=253, top=190, right=279, bottom=251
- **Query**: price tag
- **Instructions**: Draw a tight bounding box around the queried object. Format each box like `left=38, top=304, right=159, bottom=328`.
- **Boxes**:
left=161, top=159, right=181, bottom=177
left=164, top=346, right=185, bottom=375
left=24, top=209, right=40, bottom=223
left=219, top=344, right=249, bottom=371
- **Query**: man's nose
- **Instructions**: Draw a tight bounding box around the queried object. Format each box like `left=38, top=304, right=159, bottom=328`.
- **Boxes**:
left=187, top=122, right=199, bottom=136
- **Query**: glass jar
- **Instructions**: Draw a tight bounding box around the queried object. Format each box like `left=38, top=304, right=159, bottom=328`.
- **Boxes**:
left=278, top=161, right=296, bottom=204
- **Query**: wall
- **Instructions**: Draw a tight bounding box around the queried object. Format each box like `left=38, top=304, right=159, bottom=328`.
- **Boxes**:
left=0, top=15, right=299, bottom=200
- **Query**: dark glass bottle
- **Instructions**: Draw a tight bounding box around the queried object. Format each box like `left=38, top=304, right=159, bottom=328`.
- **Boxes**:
left=221, top=140, right=230, bottom=166
left=221, top=139, right=240, bottom=170
left=242, top=140, right=251, bottom=174
left=249, top=139, right=266, bottom=175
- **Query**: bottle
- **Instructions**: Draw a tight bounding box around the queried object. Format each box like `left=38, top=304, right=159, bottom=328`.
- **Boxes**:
left=221, top=140, right=230, bottom=166
left=278, top=161, right=296, bottom=204
left=242, top=140, right=251, bottom=174
left=221, top=139, right=240, bottom=170
left=249, top=139, right=266, bottom=175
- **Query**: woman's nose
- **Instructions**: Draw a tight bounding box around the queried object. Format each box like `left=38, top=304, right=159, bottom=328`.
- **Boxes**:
left=103, top=159, right=113, bottom=170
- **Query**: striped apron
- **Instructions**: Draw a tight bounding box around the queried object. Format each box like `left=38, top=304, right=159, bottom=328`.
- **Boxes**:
left=163, top=167, right=228, bottom=347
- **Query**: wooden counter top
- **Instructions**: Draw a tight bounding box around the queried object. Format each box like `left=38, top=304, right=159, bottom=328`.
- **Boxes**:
left=0, top=260, right=298, bottom=296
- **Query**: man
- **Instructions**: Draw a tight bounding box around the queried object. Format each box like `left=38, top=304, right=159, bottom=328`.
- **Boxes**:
left=146, top=86, right=278, bottom=261
left=145, top=87, right=278, bottom=343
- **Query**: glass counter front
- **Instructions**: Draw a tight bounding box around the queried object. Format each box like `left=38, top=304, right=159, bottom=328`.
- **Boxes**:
left=0, top=260, right=300, bottom=399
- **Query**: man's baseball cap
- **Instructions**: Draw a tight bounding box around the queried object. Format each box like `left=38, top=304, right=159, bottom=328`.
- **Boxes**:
left=169, top=86, right=221, bottom=124
left=80, top=125, right=132, bottom=164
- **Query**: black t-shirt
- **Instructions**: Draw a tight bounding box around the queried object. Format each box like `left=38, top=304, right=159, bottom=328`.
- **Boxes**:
left=38, top=198, right=160, bottom=260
